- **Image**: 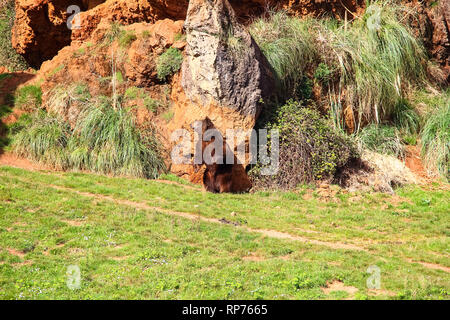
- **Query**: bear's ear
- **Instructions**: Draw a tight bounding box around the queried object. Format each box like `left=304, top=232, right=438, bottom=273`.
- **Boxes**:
left=203, top=168, right=216, bottom=193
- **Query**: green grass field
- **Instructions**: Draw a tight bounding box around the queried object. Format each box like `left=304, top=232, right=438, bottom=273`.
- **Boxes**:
left=0, top=165, right=448, bottom=300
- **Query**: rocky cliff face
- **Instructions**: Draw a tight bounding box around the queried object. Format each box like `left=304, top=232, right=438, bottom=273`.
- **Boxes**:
left=407, top=0, right=450, bottom=81
left=12, top=0, right=367, bottom=68
left=28, top=0, right=274, bottom=191
left=182, top=0, right=274, bottom=118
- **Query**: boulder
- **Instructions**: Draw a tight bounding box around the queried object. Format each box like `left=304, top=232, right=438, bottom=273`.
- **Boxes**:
left=169, top=0, right=275, bottom=192
left=182, top=0, right=275, bottom=119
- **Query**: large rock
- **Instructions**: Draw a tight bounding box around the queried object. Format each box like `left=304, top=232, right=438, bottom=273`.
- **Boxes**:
left=182, top=0, right=274, bottom=118
left=168, top=0, right=275, bottom=192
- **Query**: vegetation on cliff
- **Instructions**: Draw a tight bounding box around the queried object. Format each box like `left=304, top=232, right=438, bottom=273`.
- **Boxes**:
left=10, top=96, right=165, bottom=178
left=0, top=0, right=28, bottom=71
left=250, top=3, right=425, bottom=130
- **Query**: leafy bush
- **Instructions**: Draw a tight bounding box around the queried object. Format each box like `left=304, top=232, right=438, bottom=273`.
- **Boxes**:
left=356, top=124, right=405, bottom=158
left=14, top=85, right=42, bottom=111
left=11, top=98, right=166, bottom=178
left=314, top=63, right=334, bottom=84
left=0, top=0, right=28, bottom=71
left=420, top=104, right=449, bottom=181
left=250, top=100, right=359, bottom=189
left=156, top=47, right=183, bottom=81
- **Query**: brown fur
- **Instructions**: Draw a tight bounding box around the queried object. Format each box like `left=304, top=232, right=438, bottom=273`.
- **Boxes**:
left=201, top=118, right=234, bottom=193
left=203, top=161, right=233, bottom=193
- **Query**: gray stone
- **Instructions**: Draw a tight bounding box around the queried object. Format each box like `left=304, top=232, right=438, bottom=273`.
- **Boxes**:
left=182, top=0, right=275, bottom=117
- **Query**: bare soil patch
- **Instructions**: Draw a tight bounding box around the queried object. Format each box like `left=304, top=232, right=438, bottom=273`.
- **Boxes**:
left=321, top=280, right=359, bottom=299
left=7, top=248, right=25, bottom=258
left=0, top=152, right=50, bottom=171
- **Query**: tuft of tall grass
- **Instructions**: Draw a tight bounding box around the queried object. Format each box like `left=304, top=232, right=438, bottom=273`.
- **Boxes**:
left=392, top=98, right=421, bottom=135
left=71, top=99, right=165, bottom=178
left=46, top=83, right=91, bottom=119
left=356, top=124, right=405, bottom=158
left=11, top=99, right=166, bottom=178
left=420, top=104, right=449, bottom=181
left=249, top=1, right=426, bottom=130
left=332, top=2, right=426, bottom=128
left=11, top=111, right=70, bottom=170
left=249, top=11, right=317, bottom=99
left=14, top=85, right=42, bottom=111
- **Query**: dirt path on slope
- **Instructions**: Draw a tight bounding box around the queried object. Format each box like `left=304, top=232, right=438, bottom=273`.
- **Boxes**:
left=41, top=183, right=368, bottom=252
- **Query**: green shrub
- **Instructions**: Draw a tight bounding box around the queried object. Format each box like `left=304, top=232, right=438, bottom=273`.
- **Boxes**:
left=156, top=47, right=183, bottom=81
left=250, top=100, right=359, bottom=189
left=0, top=0, right=29, bottom=71
left=356, top=124, right=405, bottom=158
left=14, top=85, right=42, bottom=111
left=420, top=104, right=449, bottom=181
left=314, top=63, right=334, bottom=84
left=118, top=30, right=137, bottom=48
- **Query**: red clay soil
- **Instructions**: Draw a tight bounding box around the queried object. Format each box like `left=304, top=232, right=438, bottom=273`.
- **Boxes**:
left=0, top=152, right=49, bottom=171
left=404, top=145, right=430, bottom=182
left=0, top=71, right=35, bottom=106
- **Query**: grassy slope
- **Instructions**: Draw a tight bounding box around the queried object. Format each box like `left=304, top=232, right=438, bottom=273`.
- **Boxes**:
left=0, top=166, right=448, bottom=300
